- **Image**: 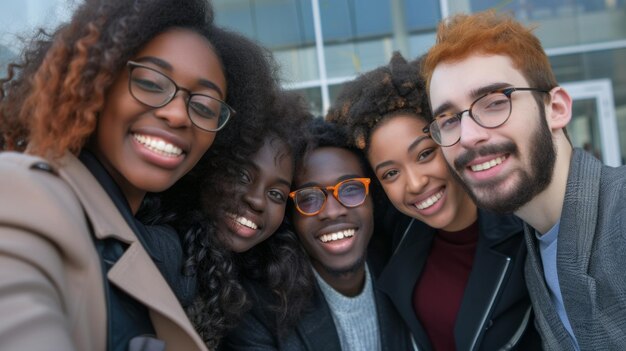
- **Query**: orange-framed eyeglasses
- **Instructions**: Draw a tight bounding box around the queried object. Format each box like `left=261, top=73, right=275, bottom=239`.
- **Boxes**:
left=289, top=177, right=371, bottom=216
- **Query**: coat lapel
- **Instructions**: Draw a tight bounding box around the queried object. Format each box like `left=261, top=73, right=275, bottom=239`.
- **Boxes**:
left=524, top=224, right=574, bottom=349
left=557, top=149, right=602, bottom=346
left=296, top=288, right=342, bottom=351
left=108, top=242, right=207, bottom=351
left=378, top=219, right=434, bottom=351
left=56, top=154, right=207, bottom=351
left=373, top=283, right=412, bottom=351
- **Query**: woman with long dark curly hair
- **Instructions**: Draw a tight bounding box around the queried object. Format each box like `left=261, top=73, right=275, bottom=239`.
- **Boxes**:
left=327, top=53, right=541, bottom=350
left=145, top=90, right=315, bottom=349
left=0, top=0, right=280, bottom=350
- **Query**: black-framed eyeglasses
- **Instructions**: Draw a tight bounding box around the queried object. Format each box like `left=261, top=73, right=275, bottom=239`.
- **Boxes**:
left=289, top=178, right=371, bottom=216
left=127, top=61, right=235, bottom=132
left=424, top=87, right=549, bottom=147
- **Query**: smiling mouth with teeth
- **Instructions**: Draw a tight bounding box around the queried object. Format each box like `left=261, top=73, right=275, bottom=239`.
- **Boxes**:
left=470, top=156, right=506, bottom=172
left=415, top=191, right=443, bottom=210
left=319, top=229, right=355, bottom=243
left=133, top=133, right=183, bottom=157
left=227, top=213, right=259, bottom=230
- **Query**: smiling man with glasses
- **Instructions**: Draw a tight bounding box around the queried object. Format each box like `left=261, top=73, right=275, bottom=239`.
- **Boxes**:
left=287, top=118, right=412, bottom=351
left=422, top=10, right=626, bottom=350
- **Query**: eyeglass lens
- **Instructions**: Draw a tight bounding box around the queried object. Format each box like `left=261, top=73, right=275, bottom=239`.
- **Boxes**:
left=294, top=179, right=368, bottom=215
left=431, top=91, right=512, bottom=146
left=129, top=65, right=230, bottom=131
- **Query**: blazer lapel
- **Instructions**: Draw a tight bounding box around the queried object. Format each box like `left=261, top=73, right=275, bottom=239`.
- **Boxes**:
left=296, top=288, right=342, bottom=351
left=378, top=219, right=434, bottom=351
left=56, top=154, right=207, bottom=351
left=557, top=149, right=602, bottom=345
left=524, top=224, right=574, bottom=349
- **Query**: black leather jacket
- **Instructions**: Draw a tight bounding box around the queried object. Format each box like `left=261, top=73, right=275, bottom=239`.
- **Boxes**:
left=377, top=209, right=542, bottom=351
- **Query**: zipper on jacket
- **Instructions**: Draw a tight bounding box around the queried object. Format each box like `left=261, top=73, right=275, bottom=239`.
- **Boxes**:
left=393, top=218, right=416, bottom=256
left=469, top=257, right=511, bottom=351
left=411, top=334, right=420, bottom=351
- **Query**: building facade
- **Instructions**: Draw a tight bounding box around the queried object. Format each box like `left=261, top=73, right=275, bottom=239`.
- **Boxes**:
left=2, top=0, right=625, bottom=165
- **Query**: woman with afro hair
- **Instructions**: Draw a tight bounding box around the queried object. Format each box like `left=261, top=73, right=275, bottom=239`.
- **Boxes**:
left=0, top=0, right=282, bottom=350
left=327, top=52, right=541, bottom=350
left=141, top=90, right=315, bottom=349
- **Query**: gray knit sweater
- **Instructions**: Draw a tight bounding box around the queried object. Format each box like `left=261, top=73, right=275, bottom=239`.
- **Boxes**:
left=314, top=265, right=381, bottom=351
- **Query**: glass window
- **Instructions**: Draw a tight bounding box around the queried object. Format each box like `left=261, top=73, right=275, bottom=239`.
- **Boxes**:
left=322, top=0, right=440, bottom=79
left=212, top=0, right=256, bottom=40
left=469, top=0, right=626, bottom=47
left=214, top=0, right=315, bottom=49
left=551, top=48, right=626, bottom=164
left=319, top=0, right=353, bottom=42
left=353, top=0, right=392, bottom=38
left=214, top=0, right=318, bottom=83
left=405, top=0, right=440, bottom=31
left=328, top=82, right=347, bottom=108
left=292, top=86, right=323, bottom=117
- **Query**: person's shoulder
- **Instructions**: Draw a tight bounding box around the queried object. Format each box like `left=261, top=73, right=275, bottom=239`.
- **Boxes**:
left=0, top=152, right=87, bottom=241
left=600, top=162, right=626, bottom=187
left=0, top=151, right=67, bottom=188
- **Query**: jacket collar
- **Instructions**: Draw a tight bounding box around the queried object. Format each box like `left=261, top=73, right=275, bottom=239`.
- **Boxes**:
left=378, top=218, right=434, bottom=350
left=54, top=152, right=208, bottom=351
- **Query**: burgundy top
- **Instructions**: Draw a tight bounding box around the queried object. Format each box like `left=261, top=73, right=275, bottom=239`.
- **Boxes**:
left=413, top=221, right=479, bottom=351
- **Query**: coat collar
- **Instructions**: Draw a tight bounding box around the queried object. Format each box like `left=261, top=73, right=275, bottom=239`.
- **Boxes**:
left=54, top=152, right=208, bottom=351
left=55, top=152, right=136, bottom=243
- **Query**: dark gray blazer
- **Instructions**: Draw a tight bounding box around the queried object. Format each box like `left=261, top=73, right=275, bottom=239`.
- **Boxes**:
left=524, top=148, right=626, bottom=350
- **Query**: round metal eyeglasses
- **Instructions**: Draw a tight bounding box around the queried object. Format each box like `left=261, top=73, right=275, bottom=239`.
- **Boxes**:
left=289, top=178, right=371, bottom=216
left=127, top=61, right=235, bottom=132
left=424, top=87, right=549, bottom=147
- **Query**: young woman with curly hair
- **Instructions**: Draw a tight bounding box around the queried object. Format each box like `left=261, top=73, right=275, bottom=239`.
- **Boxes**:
left=143, top=90, right=315, bottom=348
left=326, top=53, right=541, bottom=350
left=0, top=0, right=281, bottom=350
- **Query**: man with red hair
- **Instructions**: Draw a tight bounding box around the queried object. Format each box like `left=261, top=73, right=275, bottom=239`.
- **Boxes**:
left=422, top=10, right=626, bottom=350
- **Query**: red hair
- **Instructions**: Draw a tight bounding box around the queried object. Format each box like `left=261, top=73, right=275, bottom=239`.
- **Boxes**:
left=422, top=10, right=557, bottom=93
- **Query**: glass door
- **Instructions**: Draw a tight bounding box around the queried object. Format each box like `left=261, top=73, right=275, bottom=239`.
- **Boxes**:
left=561, top=79, right=622, bottom=166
